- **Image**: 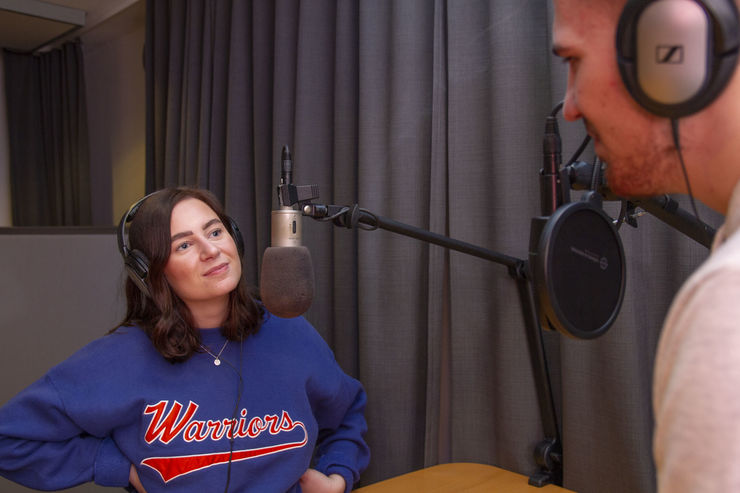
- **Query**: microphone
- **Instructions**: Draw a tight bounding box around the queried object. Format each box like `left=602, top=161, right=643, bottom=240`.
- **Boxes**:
left=541, top=113, right=564, bottom=215
left=530, top=108, right=626, bottom=339
left=259, top=146, right=315, bottom=318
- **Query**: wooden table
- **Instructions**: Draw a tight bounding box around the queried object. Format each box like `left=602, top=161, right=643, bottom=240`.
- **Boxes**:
left=354, top=463, right=575, bottom=492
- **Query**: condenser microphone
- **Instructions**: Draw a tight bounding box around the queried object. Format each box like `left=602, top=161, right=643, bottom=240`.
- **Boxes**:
left=259, top=146, right=315, bottom=318
left=541, top=113, right=564, bottom=215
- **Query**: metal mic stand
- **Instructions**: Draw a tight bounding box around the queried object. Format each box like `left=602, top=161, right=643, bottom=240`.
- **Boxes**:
left=301, top=201, right=563, bottom=487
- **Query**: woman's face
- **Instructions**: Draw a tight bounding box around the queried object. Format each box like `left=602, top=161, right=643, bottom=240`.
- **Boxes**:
left=163, top=198, right=242, bottom=324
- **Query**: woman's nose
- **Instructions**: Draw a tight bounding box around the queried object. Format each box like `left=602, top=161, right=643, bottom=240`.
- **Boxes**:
left=200, top=240, right=220, bottom=260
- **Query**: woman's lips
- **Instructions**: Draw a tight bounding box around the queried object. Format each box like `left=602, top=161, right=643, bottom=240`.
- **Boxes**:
left=204, top=263, right=228, bottom=276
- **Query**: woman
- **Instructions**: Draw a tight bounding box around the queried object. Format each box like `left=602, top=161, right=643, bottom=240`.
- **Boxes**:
left=0, top=187, right=369, bottom=492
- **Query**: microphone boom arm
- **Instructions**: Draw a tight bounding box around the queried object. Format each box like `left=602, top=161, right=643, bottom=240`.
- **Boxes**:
left=303, top=203, right=522, bottom=270
left=629, top=195, right=716, bottom=248
left=303, top=201, right=563, bottom=487
left=565, top=160, right=717, bottom=248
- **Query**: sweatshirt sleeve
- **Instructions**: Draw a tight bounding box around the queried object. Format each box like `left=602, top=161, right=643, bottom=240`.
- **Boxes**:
left=307, top=333, right=370, bottom=492
left=313, top=379, right=369, bottom=493
left=0, top=374, right=131, bottom=490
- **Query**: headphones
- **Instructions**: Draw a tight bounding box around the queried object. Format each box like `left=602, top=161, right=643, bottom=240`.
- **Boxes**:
left=617, top=0, right=740, bottom=118
left=117, top=191, right=245, bottom=297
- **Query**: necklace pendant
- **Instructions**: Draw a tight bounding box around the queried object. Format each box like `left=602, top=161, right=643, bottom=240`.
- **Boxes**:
left=201, top=340, right=228, bottom=367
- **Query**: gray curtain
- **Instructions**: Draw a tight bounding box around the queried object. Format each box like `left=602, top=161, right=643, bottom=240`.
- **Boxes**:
left=145, top=1, right=722, bottom=491
left=3, top=42, right=92, bottom=226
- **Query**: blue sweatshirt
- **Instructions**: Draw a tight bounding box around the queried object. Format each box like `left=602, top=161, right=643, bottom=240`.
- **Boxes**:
left=0, top=313, right=369, bottom=492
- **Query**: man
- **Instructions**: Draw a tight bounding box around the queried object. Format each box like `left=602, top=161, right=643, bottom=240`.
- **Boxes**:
left=552, top=0, right=740, bottom=491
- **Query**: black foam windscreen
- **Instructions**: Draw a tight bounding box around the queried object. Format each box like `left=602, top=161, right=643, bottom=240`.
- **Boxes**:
left=534, top=200, right=626, bottom=339
left=259, top=246, right=315, bottom=318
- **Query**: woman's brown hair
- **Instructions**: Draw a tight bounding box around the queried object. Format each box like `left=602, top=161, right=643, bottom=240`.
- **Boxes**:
left=117, top=187, right=263, bottom=362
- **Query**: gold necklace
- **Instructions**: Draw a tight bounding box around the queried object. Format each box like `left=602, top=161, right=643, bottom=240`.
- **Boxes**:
left=200, top=340, right=229, bottom=366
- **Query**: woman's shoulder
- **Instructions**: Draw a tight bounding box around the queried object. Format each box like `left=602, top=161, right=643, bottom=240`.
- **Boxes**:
left=92, top=324, right=151, bottom=352
left=261, top=312, right=317, bottom=337
left=258, top=313, right=332, bottom=353
left=48, top=325, right=152, bottom=377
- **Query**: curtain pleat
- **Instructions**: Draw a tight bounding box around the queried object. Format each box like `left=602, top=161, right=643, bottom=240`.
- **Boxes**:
left=4, top=42, right=91, bottom=226
left=425, top=0, right=451, bottom=467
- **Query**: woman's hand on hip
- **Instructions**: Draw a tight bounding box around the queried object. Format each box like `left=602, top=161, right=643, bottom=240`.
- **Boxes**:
left=299, top=468, right=346, bottom=493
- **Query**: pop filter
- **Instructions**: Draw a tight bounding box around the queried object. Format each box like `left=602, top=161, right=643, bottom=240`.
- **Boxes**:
left=534, top=193, right=626, bottom=339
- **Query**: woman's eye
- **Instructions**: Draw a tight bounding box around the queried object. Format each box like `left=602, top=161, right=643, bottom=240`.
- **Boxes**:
left=175, top=242, right=191, bottom=252
left=210, top=228, right=223, bottom=238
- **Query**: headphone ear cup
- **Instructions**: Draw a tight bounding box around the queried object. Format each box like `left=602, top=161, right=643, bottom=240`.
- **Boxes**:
left=124, top=249, right=151, bottom=297
left=617, top=0, right=740, bottom=118
left=228, top=216, right=245, bottom=258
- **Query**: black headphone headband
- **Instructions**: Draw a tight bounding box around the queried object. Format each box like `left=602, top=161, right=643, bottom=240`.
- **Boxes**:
left=117, top=192, right=154, bottom=259
left=617, top=0, right=740, bottom=118
left=117, top=191, right=245, bottom=297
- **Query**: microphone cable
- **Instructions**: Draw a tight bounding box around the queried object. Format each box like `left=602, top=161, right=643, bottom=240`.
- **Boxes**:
left=550, top=101, right=563, bottom=117
left=312, top=204, right=380, bottom=231
left=550, top=100, right=592, bottom=172
left=548, top=100, right=630, bottom=230
left=314, top=205, right=351, bottom=223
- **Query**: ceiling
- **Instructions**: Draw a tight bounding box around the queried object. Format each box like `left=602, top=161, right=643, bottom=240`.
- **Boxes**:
left=0, top=0, right=139, bottom=53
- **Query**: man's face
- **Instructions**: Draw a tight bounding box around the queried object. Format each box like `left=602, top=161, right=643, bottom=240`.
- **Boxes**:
left=551, top=0, right=682, bottom=198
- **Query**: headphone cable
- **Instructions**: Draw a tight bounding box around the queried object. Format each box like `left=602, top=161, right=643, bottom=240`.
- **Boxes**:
left=670, top=118, right=701, bottom=223
left=221, top=338, right=244, bottom=493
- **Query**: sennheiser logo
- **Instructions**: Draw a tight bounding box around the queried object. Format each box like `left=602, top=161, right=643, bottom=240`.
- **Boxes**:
left=656, top=45, right=684, bottom=64
left=570, top=246, right=608, bottom=271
